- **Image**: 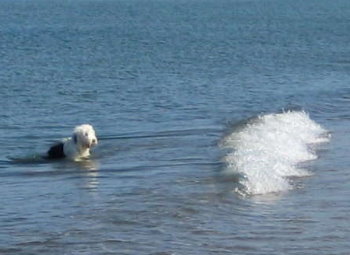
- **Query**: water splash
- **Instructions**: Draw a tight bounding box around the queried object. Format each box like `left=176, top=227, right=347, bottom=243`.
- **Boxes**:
left=222, top=111, right=330, bottom=196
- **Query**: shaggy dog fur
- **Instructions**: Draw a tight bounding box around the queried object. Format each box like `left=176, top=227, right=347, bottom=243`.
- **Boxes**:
left=47, top=124, right=98, bottom=160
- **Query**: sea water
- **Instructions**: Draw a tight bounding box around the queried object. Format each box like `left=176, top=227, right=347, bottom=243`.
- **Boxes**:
left=0, top=0, right=350, bottom=254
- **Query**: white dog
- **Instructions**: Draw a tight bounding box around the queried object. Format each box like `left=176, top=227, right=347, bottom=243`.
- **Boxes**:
left=47, top=124, right=98, bottom=160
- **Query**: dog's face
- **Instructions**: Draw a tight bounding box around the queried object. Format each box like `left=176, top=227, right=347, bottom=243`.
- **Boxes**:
left=73, top=124, right=98, bottom=149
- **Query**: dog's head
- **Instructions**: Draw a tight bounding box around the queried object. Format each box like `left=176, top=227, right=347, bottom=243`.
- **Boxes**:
left=72, top=124, right=98, bottom=149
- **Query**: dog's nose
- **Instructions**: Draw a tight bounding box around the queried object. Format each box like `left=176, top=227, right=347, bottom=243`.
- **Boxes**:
left=92, top=139, right=97, bottom=145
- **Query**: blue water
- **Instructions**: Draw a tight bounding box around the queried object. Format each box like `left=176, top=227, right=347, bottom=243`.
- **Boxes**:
left=1, top=0, right=350, bottom=254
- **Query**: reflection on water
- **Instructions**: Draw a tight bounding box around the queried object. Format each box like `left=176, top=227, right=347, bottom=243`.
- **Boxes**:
left=75, top=158, right=99, bottom=171
left=74, top=159, right=101, bottom=192
left=8, top=154, right=101, bottom=192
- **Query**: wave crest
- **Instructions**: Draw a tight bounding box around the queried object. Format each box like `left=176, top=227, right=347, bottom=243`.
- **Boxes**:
left=222, top=111, right=330, bottom=196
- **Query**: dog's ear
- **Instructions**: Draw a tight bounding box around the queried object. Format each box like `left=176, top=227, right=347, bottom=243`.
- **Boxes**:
left=73, top=134, right=78, bottom=144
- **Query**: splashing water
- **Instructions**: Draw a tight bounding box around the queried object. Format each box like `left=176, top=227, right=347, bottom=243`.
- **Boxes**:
left=222, top=111, right=330, bottom=196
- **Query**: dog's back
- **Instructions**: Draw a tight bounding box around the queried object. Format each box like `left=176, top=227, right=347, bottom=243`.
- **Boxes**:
left=47, top=142, right=65, bottom=159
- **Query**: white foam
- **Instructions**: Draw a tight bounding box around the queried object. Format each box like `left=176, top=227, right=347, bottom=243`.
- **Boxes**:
left=222, top=111, right=330, bottom=196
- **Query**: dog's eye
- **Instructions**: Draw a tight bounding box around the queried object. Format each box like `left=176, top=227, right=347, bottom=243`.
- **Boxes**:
left=85, top=132, right=88, bottom=136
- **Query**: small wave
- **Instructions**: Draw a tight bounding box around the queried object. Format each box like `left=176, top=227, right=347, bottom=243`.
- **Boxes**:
left=221, top=111, right=330, bottom=196
left=8, top=154, right=48, bottom=164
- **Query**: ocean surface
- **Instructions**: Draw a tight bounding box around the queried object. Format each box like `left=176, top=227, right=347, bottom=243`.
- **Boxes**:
left=1, top=0, right=350, bottom=254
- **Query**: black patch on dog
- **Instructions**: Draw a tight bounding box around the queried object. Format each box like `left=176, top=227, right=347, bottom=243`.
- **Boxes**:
left=73, top=134, right=78, bottom=144
left=47, top=142, right=65, bottom=159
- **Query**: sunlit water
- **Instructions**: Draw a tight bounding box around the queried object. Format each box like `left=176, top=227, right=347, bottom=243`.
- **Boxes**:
left=1, top=0, right=350, bottom=254
left=222, top=111, right=330, bottom=195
